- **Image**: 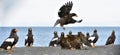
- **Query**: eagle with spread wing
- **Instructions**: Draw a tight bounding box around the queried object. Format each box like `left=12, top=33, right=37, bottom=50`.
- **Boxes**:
left=54, top=1, right=82, bottom=30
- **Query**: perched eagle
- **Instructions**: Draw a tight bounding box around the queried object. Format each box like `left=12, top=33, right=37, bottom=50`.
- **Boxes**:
left=25, top=28, right=34, bottom=47
left=49, top=31, right=60, bottom=47
left=59, top=32, right=71, bottom=49
left=88, top=29, right=99, bottom=48
left=0, top=28, right=19, bottom=53
left=54, top=1, right=82, bottom=30
left=105, top=30, right=116, bottom=45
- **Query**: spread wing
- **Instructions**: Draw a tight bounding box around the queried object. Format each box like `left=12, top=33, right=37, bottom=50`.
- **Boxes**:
left=58, top=1, right=73, bottom=18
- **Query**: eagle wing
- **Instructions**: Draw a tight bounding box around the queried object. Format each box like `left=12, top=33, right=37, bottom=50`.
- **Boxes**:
left=106, top=36, right=112, bottom=45
left=58, top=1, right=73, bottom=18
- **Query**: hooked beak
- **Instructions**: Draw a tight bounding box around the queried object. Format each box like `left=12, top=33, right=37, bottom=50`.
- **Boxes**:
left=15, top=29, right=18, bottom=32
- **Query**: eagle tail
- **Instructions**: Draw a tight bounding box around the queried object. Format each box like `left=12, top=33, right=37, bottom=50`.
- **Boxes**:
left=53, top=19, right=60, bottom=27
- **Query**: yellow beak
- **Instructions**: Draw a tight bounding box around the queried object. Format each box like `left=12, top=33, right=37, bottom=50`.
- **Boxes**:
left=15, top=29, right=18, bottom=32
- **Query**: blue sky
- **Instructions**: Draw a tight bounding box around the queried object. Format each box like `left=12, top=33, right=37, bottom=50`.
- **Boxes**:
left=1, top=0, right=120, bottom=27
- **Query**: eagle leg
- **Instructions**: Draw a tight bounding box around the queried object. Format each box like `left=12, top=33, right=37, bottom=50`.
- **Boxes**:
left=12, top=45, right=16, bottom=48
left=61, top=25, right=65, bottom=30
left=92, top=44, right=96, bottom=48
left=71, top=47, right=76, bottom=50
left=30, top=43, right=33, bottom=48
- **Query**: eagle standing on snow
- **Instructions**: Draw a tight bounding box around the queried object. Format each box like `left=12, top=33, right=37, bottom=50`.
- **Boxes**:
left=54, top=1, right=82, bottom=30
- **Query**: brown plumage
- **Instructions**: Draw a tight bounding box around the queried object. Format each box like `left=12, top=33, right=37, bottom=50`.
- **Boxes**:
left=77, top=32, right=93, bottom=49
left=67, top=31, right=75, bottom=41
left=54, top=1, right=82, bottom=30
left=59, top=32, right=71, bottom=49
left=25, top=28, right=34, bottom=47
left=65, top=31, right=83, bottom=50
left=105, top=30, right=116, bottom=45
left=69, top=35, right=82, bottom=50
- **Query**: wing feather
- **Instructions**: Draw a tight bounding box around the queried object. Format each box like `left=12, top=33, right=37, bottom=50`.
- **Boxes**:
left=58, top=1, right=73, bottom=18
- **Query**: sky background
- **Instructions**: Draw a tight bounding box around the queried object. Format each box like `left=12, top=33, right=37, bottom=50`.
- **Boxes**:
left=0, top=0, right=120, bottom=27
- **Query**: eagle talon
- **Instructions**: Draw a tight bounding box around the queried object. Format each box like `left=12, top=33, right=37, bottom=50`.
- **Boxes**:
left=26, top=45, right=29, bottom=47
left=71, top=47, right=76, bottom=50
left=92, top=45, right=95, bottom=48
left=7, top=49, right=13, bottom=53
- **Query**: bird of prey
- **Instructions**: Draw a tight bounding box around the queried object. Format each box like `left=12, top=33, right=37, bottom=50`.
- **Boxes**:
left=49, top=31, right=60, bottom=47
left=25, top=28, right=34, bottom=47
left=0, top=28, right=19, bottom=53
left=105, top=30, right=116, bottom=45
left=88, top=29, right=99, bottom=48
left=54, top=1, right=82, bottom=30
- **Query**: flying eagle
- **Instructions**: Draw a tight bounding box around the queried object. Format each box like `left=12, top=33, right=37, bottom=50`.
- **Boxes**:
left=54, top=1, right=82, bottom=30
